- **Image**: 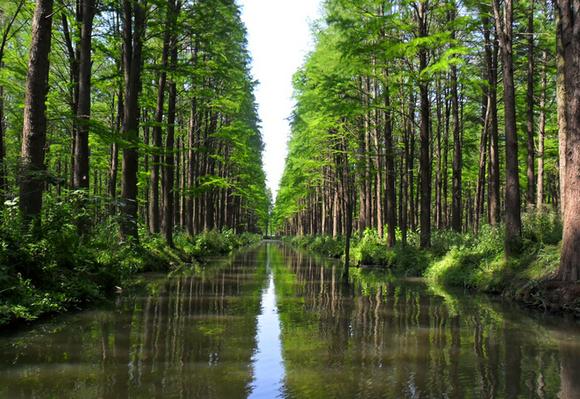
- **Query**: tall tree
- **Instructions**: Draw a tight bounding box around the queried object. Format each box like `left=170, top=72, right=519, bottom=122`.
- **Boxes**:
left=162, top=0, right=180, bottom=246
left=0, top=0, right=25, bottom=203
left=450, top=3, right=462, bottom=232
left=493, top=0, right=522, bottom=255
left=525, top=0, right=536, bottom=206
left=149, top=0, right=173, bottom=234
left=73, top=0, right=96, bottom=190
left=19, top=0, right=54, bottom=225
left=415, top=0, right=432, bottom=248
left=555, top=0, right=580, bottom=281
left=120, top=0, right=147, bottom=240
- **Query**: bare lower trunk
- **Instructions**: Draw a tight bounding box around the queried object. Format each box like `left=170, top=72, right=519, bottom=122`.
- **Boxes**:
left=73, top=0, right=95, bottom=190
left=525, top=1, right=535, bottom=207
left=556, top=0, right=580, bottom=282
left=493, top=0, right=522, bottom=255
left=19, top=0, right=54, bottom=226
left=383, top=73, right=396, bottom=247
left=120, top=0, right=146, bottom=240
left=537, top=50, right=547, bottom=209
left=482, top=12, right=501, bottom=226
left=417, top=2, right=431, bottom=248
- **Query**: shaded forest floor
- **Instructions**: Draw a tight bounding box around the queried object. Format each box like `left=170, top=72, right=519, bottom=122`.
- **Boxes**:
left=288, top=211, right=580, bottom=317
left=0, top=214, right=261, bottom=328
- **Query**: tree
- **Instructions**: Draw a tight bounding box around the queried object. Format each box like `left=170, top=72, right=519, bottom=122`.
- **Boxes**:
left=0, top=0, right=25, bottom=203
left=19, top=0, right=54, bottom=225
left=493, top=0, right=522, bottom=255
left=449, top=2, right=462, bottom=232
left=555, top=0, right=580, bottom=281
left=525, top=0, right=535, bottom=207
left=120, top=0, right=147, bottom=240
left=162, top=0, right=180, bottom=246
left=73, top=0, right=96, bottom=190
left=415, top=0, right=432, bottom=248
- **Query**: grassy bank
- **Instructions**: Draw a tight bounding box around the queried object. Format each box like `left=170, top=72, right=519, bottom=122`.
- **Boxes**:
left=0, top=208, right=261, bottom=327
left=287, top=211, right=578, bottom=314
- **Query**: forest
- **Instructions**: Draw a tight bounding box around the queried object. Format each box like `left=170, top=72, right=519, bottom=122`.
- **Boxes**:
left=0, top=0, right=579, bottom=397
left=0, top=0, right=270, bottom=325
left=0, top=0, right=578, bottom=325
left=273, top=0, right=580, bottom=310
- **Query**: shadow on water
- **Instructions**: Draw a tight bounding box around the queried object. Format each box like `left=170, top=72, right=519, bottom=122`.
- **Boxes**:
left=0, top=241, right=579, bottom=398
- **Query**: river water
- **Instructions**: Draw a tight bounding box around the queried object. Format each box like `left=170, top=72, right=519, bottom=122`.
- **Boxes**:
left=0, top=241, right=579, bottom=398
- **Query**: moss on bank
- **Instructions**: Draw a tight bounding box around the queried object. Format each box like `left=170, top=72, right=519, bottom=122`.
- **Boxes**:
left=0, top=219, right=261, bottom=327
left=287, top=211, right=578, bottom=315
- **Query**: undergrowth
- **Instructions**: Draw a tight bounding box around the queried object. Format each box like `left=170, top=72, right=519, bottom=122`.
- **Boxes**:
left=287, top=210, right=563, bottom=290
left=0, top=196, right=261, bottom=327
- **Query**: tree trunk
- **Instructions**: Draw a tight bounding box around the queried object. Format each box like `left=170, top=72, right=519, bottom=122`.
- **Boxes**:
left=383, top=73, right=396, bottom=247
left=526, top=1, right=535, bottom=207
left=450, top=6, right=462, bottom=232
left=150, top=0, right=177, bottom=234
left=120, top=0, right=146, bottom=240
left=73, top=0, right=95, bottom=190
left=556, top=0, right=580, bottom=281
left=19, top=0, right=54, bottom=225
left=162, top=0, right=179, bottom=245
left=0, top=0, right=25, bottom=203
left=482, top=11, right=501, bottom=226
left=493, top=0, right=522, bottom=255
left=416, top=2, right=431, bottom=248
left=536, top=49, right=547, bottom=209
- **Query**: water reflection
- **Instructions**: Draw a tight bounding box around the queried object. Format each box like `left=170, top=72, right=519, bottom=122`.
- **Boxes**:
left=0, top=247, right=269, bottom=398
left=272, top=243, right=580, bottom=399
left=0, top=242, right=579, bottom=399
left=249, top=243, right=285, bottom=398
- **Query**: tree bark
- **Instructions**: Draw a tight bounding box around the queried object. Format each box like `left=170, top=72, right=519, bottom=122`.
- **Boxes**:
left=19, top=0, right=54, bottom=225
left=482, top=11, right=501, bottom=226
left=493, top=0, right=522, bottom=255
left=120, top=0, right=146, bottom=240
left=73, top=0, right=95, bottom=190
left=383, top=72, right=396, bottom=247
left=555, top=0, right=580, bottom=282
left=536, top=49, right=547, bottom=209
left=162, top=4, right=178, bottom=246
left=414, top=1, right=431, bottom=248
left=450, top=6, right=462, bottom=232
left=526, top=1, right=536, bottom=207
left=0, top=0, right=25, bottom=203
left=149, top=0, right=174, bottom=234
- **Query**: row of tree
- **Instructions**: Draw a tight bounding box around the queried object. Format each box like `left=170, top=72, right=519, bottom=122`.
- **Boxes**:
left=0, top=0, right=271, bottom=244
left=272, top=0, right=579, bottom=281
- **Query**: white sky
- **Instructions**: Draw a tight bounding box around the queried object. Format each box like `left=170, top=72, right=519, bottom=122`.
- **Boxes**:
left=239, top=0, right=322, bottom=199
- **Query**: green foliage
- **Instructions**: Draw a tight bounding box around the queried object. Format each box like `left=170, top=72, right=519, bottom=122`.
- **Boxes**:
left=184, top=229, right=261, bottom=259
left=348, top=229, right=430, bottom=276
left=289, top=235, right=346, bottom=259
left=350, top=229, right=392, bottom=266
left=426, top=212, right=563, bottom=291
left=0, top=196, right=261, bottom=327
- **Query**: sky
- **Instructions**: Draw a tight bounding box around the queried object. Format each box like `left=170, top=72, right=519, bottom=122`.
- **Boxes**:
left=239, top=0, right=323, bottom=199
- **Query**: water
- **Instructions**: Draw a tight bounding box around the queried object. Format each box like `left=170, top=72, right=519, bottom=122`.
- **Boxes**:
left=0, top=242, right=579, bottom=398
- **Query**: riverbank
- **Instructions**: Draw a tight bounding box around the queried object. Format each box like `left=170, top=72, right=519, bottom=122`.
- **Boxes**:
left=286, top=211, right=579, bottom=316
left=0, top=224, right=261, bottom=328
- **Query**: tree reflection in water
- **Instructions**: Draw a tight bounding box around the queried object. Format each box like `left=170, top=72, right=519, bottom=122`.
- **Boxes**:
left=0, top=242, right=578, bottom=399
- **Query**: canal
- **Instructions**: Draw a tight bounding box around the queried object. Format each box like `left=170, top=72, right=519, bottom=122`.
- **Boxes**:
left=0, top=242, right=579, bottom=398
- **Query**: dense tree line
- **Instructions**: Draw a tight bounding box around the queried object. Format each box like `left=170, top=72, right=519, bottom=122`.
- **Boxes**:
left=0, top=0, right=270, bottom=244
left=273, top=0, right=579, bottom=281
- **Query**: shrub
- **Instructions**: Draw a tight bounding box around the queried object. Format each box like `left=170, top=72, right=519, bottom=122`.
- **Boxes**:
left=0, top=195, right=260, bottom=327
left=522, top=210, right=562, bottom=246
left=351, top=229, right=391, bottom=267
